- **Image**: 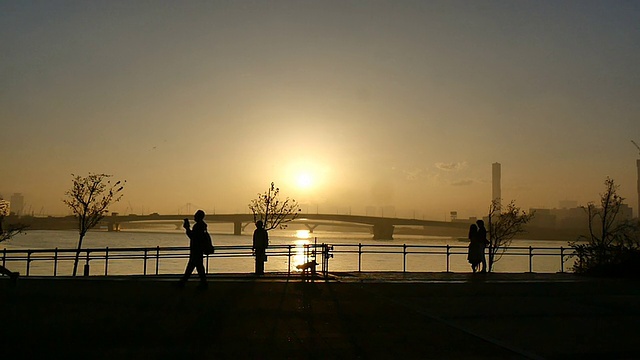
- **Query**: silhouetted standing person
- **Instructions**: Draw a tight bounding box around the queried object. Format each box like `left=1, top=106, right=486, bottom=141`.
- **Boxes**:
left=467, top=224, right=481, bottom=273
left=252, top=220, right=268, bottom=276
left=476, top=219, right=489, bottom=273
left=178, top=210, right=208, bottom=288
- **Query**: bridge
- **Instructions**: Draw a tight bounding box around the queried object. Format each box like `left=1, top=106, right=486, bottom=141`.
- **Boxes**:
left=104, top=213, right=471, bottom=239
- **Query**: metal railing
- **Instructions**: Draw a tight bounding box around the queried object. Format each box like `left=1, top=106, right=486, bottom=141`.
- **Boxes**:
left=1, top=243, right=332, bottom=278
left=331, top=243, right=576, bottom=273
left=1, top=242, right=576, bottom=277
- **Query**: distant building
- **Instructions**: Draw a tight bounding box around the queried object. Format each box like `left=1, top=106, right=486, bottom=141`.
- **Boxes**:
left=558, top=200, right=578, bottom=209
left=528, top=209, right=556, bottom=228
left=529, top=203, right=633, bottom=229
left=10, top=193, right=24, bottom=216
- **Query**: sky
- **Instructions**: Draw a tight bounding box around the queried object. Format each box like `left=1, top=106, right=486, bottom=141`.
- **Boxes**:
left=1, top=0, right=639, bottom=219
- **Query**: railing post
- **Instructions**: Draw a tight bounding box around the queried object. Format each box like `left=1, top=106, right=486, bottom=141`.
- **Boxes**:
left=26, top=251, right=32, bottom=277
left=528, top=246, right=533, bottom=273
left=320, top=244, right=332, bottom=278
left=54, top=248, right=58, bottom=277
left=84, top=251, right=90, bottom=276
left=155, top=246, right=160, bottom=275
left=403, top=244, right=407, bottom=273
left=560, top=246, right=564, bottom=273
left=104, top=247, right=109, bottom=276
left=2, top=248, right=6, bottom=268
left=287, top=245, right=291, bottom=276
left=320, top=244, right=325, bottom=277
left=446, top=244, right=451, bottom=272
left=143, top=249, right=148, bottom=275
left=358, top=243, right=362, bottom=272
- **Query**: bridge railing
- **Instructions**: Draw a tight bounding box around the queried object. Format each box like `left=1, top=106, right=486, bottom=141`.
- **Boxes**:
left=1, top=243, right=332, bottom=278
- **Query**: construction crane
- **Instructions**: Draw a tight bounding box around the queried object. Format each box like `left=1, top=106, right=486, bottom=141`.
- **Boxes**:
left=632, top=140, right=640, bottom=156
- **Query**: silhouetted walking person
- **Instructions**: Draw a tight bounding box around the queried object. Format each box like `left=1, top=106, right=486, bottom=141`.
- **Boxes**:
left=178, top=210, right=208, bottom=288
left=476, top=219, right=489, bottom=273
left=252, top=220, right=268, bottom=276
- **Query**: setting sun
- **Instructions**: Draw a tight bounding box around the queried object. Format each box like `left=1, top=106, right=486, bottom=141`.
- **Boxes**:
left=296, top=173, right=313, bottom=189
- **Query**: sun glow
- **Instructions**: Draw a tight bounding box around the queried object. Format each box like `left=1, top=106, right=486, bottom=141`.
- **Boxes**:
left=295, top=230, right=311, bottom=239
left=296, top=173, right=313, bottom=189
left=292, top=238, right=311, bottom=271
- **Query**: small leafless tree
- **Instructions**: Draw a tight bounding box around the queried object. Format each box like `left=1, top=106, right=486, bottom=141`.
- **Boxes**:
left=570, top=177, right=639, bottom=273
left=0, top=199, right=28, bottom=243
left=248, top=182, right=300, bottom=231
left=63, top=173, right=125, bottom=276
left=487, top=199, right=534, bottom=272
left=0, top=199, right=28, bottom=277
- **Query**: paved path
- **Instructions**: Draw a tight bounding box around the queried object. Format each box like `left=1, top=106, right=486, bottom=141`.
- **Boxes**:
left=1, top=273, right=638, bottom=359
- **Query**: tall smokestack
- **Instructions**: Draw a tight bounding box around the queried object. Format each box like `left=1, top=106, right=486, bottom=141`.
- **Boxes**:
left=492, top=162, right=501, bottom=209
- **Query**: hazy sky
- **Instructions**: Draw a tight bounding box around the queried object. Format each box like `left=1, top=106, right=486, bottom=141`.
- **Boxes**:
left=1, top=1, right=639, bottom=219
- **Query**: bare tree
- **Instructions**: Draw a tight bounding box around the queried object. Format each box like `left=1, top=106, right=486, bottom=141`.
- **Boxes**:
left=0, top=199, right=27, bottom=278
left=63, top=173, right=125, bottom=276
left=248, top=182, right=300, bottom=231
left=0, top=199, right=28, bottom=242
left=571, top=177, right=639, bottom=274
left=487, top=199, right=534, bottom=272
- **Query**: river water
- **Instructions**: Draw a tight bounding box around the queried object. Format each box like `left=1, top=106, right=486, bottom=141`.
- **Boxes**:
left=1, top=226, right=577, bottom=276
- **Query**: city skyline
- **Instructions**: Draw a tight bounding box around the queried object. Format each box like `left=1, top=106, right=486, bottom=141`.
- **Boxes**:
left=2, top=1, right=639, bottom=219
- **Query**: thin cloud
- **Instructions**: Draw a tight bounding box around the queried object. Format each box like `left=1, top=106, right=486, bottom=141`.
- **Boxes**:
left=435, top=162, right=467, bottom=172
left=403, top=168, right=424, bottom=181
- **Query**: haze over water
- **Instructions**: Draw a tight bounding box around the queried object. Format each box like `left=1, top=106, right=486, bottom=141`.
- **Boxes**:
left=2, top=1, right=639, bottom=220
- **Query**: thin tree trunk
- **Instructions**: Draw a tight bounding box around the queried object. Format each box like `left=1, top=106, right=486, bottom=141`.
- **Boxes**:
left=72, top=233, right=85, bottom=276
left=488, top=245, right=494, bottom=272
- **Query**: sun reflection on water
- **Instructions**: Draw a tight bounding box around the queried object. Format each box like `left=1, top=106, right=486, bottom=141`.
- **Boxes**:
left=293, top=231, right=312, bottom=271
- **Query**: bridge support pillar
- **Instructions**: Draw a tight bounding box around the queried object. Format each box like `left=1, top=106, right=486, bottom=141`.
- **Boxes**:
left=107, top=222, right=120, bottom=232
left=372, top=223, right=394, bottom=240
left=304, top=224, right=319, bottom=233
left=233, top=221, right=243, bottom=235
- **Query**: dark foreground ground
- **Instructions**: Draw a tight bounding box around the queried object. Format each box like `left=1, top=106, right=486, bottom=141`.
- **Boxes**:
left=1, top=272, right=639, bottom=359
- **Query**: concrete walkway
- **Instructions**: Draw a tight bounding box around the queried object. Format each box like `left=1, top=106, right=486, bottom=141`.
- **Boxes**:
left=1, top=272, right=638, bottom=359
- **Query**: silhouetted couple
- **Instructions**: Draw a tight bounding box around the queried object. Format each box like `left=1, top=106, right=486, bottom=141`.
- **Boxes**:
left=467, top=220, right=490, bottom=273
left=177, top=209, right=209, bottom=289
